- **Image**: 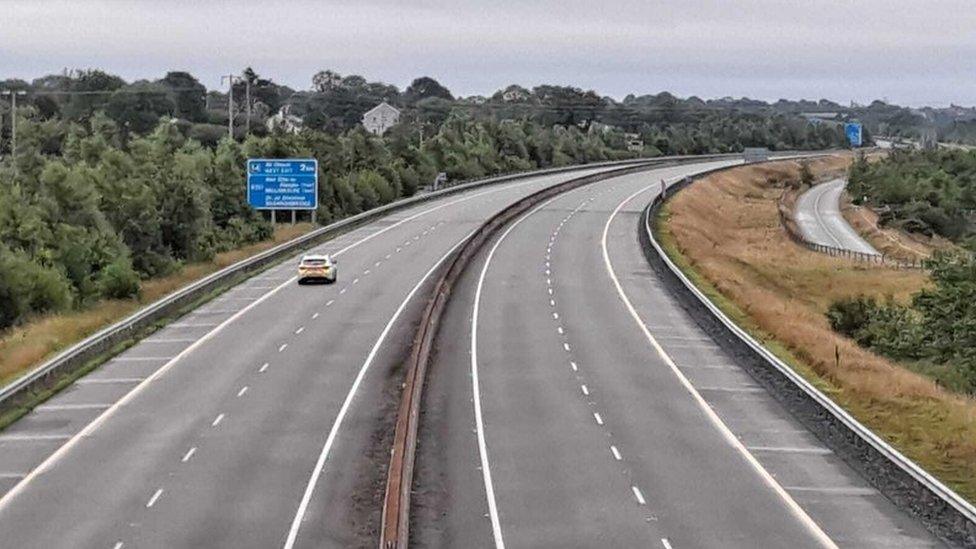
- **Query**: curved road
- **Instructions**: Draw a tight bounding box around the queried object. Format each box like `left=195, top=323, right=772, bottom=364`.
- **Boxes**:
left=0, top=164, right=640, bottom=549
left=795, top=179, right=879, bottom=255
left=414, top=164, right=940, bottom=547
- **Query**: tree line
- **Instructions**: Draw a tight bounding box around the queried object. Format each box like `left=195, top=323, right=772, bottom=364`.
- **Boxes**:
left=0, top=109, right=639, bottom=329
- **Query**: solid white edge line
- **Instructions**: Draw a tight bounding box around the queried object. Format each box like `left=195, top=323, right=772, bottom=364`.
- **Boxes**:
left=472, top=193, right=568, bottom=549
left=281, top=230, right=477, bottom=549
left=601, top=181, right=837, bottom=549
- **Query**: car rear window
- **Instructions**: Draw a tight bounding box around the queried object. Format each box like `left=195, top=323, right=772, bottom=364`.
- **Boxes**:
left=302, top=259, right=327, bottom=266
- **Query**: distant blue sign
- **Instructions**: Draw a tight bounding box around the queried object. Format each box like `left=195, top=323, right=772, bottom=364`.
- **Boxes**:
left=845, top=123, right=863, bottom=147
left=247, top=158, right=318, bottom=210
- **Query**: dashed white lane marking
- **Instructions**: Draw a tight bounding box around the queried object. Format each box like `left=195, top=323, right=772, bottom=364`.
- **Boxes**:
left=563, top=343, right=571, bottom=352
left=353, top=278, right=359, bottom=284
left=364, top=270, right=371, bottom=275
left=593, top=412, right=604, bottom=425
left=557, top=327, right=564, bottom=335
left=632, top=486, right=646, bottom=505
left=602, top=180, right=837, bottom=549
left=552, top=312, right=558, bottom=319
left=375, top=261, right=381, bottom=267
left=385, top=254, right=391, bottom=259
left=113, top=542, right=124, bottom=549
left=259, top=362, right=269, bottom=373
left=570, top=361, right=578, bottom=372
left=211, top=414, right=225, bottom=427
left=278, top=344, right=288, bottom=353
left=312, top=312, right=320, bottom=319
left=283, top=230, right=476, bottom=549
left=610, top=445, right=622, bottom=460
left=550, top=299, right=556, bottom=307
left=340, top=288, right=347, bottom=294
left=546, top=278, right=551, bottom=285
left=237, top=386, right=249, bottom=397
left=146, top=488, right=164, bottom=508
left=76, top=378, right=143, bottom=384
left=548, top=288, right=553, bottom=295
left=181, top=447, right=197, bottom=463
left=326, top=300, right=334, bottom=306
left=580, top=385, right=589, bottom=396
left=661, top=538, right=674, bottom=549
left=471, top=194, right=570, bottom=549
left=396, top=247, right=402, bottom=253
left=295, top=326, right=305, bottom=335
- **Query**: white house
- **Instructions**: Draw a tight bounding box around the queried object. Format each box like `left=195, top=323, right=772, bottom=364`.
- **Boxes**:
left=266, top=104, right=303, bottom=134
left=362, top=101, right=401, bottom=135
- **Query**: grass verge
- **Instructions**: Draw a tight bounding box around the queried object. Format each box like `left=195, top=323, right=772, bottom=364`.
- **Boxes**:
left=0, top=223, right=315, bottom=387
left=658, top=157, right=976, bottom=503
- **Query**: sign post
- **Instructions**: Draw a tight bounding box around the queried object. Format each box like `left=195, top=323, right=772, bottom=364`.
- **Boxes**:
left=247, top=158, right=318, bottom=224
left=845, top=123, right=863, bottom=148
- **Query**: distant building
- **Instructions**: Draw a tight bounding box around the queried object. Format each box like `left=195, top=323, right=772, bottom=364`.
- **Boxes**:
left=362, top=101, right=401, bottom=135
left=266, top=105, right=303, bottom=134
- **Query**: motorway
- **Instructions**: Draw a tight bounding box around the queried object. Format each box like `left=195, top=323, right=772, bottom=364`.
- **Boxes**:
left=795, top=178, right=880, bottom=255
left=0, top=164, right=635, bottom=549
left=413, top=164, right=941, bottom=547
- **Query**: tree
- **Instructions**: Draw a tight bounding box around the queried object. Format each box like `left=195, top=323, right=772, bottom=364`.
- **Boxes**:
left=158, top=71, right=207, bottom=122
left=404, top=77, right=453, bottom=104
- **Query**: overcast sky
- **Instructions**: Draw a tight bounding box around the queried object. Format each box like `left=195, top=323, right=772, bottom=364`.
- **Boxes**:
left=1, top=0, right=973, bottom=107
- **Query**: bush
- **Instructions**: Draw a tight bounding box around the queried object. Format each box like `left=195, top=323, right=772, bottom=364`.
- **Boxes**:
left=0, top=247, right=73, bottom=328
left=97, top=258, right=141, bottom=299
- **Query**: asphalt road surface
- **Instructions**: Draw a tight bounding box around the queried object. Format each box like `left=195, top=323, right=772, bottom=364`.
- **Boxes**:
left=795, top=178, right=879, bottom=255
left=0, top=164, right=633, bottom=549
left=413, top=163, right=941, bottom=548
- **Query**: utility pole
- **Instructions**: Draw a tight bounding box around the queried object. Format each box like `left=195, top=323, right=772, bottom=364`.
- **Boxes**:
left=1, top=90, right=27, bottom=159
left=245, top=78, right=252, bottom=136
left=221, top=74, right=240, bottom=140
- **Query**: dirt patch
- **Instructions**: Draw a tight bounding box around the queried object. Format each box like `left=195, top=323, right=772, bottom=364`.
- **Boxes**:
left=661, top=156, right=976, bottom=503
left=840, top=201, right=950, bottom=261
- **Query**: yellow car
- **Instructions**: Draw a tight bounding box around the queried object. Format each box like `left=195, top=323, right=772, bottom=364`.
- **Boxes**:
left=297, top=254, right=337, bottom=284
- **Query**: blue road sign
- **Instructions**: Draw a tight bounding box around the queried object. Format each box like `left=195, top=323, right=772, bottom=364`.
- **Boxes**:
left=845, top=123, right=863, bottom=147
left=247, top=158, right=318, bottom=210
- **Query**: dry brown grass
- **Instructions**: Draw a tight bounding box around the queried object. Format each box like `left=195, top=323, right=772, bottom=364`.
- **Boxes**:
left=0, top=223, right=314, bottom=386
left=662, top=156, right=976, bottom=502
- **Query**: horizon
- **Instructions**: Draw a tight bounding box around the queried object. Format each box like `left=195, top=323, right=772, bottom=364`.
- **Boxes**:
left=2, top=1, right=974, bottom=109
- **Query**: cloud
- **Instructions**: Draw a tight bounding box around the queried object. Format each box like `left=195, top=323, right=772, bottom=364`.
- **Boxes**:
left=2, top=0, right=974, bottom=106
